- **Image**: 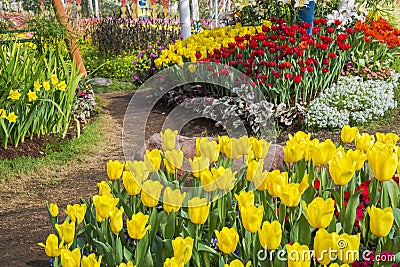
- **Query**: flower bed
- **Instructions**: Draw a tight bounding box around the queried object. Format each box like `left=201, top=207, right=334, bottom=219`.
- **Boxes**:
left=40, top=128, right=400, bottom=266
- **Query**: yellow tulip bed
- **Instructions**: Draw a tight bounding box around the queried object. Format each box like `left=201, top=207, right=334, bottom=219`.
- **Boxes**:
left=40, top=127, right=399, bottom=266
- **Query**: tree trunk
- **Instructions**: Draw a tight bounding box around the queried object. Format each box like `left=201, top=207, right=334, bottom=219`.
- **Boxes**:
left=94, top=0, right=99, bottom=17
left=192, top=0, right=200, bottom=32
left=51, top=0, right=87, bottom=77
left=88, top=0, right=94, bottom=17
left=179, top=0, right=191, bottom=39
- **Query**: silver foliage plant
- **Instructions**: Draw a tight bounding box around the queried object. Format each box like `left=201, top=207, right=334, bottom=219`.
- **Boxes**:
left=305, top=74, right=399, bottom=130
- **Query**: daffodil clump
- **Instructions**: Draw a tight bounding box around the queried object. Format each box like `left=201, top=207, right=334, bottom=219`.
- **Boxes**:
left=41, top=127, right=399, bottom=266
left=0, top=42, right=82, bottom=148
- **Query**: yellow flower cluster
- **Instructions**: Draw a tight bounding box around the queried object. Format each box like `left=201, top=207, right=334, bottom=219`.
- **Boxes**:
left=34, top=74, right=67, bottom=92
left=0, top=109, right=18, bottom=123
left=155, top=21, right=272, bottom=67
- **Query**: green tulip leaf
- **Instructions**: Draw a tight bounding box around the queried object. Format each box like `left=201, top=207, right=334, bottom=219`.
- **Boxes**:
left=164, top=211, right=176, bottom=239
left=383, top=179, right=400, bottom=209
left=141, top=249, right=153, bottom=266
left=344, top=190, right=362, bottom=234
left=136, top=233, right=150, bottom=266
left=123, top=247, right=133, bottom=262
left=198, top=243, right=218, bottom=255
left=93, top=239, right=114, bottom=266
left=151, top=235, right=165, bottom=266
left=393, top=208, right=400, bottom=228
left=115, top=236, right=123, bottom=265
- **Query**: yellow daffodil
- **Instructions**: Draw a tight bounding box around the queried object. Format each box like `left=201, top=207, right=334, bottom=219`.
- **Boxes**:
left=34, top=81, right=42, bottom=91
left=6, top=112, right=18, bottom=123
left=0, top=109, right=6, bottom=118
left=28, top=90, right=37, bottom=101
left=302, top=197, right=335, bottom=228
left=367, top=205, right=394, bottom=237
left=188, top=197, right=210, bottom=224
left=43, top=81, right=51, bottom=91
left=51, top=74, right=59, bottom=85
left=215, top=227, right=239, bottom=254
left=8, top=89, right=21, bottom=100
left=141, top=180, right=163, bottom=207
left=126, top=212, right=151, bottom=239
left=258, top=220, right=282, bottom=250
left=163, top=187, right=186, bottom=213
left=56, top=80, right=67, bottom=91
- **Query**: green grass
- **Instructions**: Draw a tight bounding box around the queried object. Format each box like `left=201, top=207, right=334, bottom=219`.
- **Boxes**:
left=92, top=80, right=137, bottom=94
left=0, top=114, right=106, bottom=181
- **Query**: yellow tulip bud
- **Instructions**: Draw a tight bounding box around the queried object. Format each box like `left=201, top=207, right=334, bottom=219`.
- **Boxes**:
left=246, top=160, right=263, bottom=182
left=355, top=133, right=375, bottom=152
left=240, top=204, right=263, bottom=233
left=215, top=227, right=239, bottom=254
left=250, top=137, right=271, bottom=159
left=188, top=197, right=210, bottom=224
left=93, top=193, right=119, bottom=222
left=110, top=206, right=124, bottom=234
left=61, top=248, right=81, bottom=267
left=224, top=259, right=251, bottom=267
left=234, top=191, right=254, bottom=213
left=122, top=171, right=142, bottom=196
left=346, top=149, right=366, bottom=171
left=286, top=242, right=312, bottom=266
left=127, top=212, right=151, bottom=240
left=55, top=220, right=75, bottom=244
left=107, top=160, right=125, bottom=180
left=332, top=232, right=360, bottom=264
left=231, top=136, right=251, bottom=158
left=367, top=143, right=398, bottom=182
left=125, top=160, right=149, bottom=182
left=329, top=154, right=356, bottom=185
left=38, top=233, right=63, bottom=257
left=212, top=166, right=237, bottom=191
left=189, top=156, right=210, bottom=178
left=258, top=220, right=282, bottom=250
left=163, top=257, right=184, bottom=267
left=200, top=169, right=217, bottom=192
left=81, top=253, right=102, bottom=267
left=97, top=180, right=111, bottom=196
left=314, top=229, right=334, bottom=265
left=328, top=264, right=350, bottom=267
left=302, top=197, right=335, bottom=228
left=283, top=140, right=306, bottom=163
left=367, top=205, right=394, bottom=237
left=172, top=236, right=194, bottom=264
left=280, top=177, right=309, bottom=207
left=163, top=187, right=186, bottom=214
left=141, top=180, right=163, bottom=207
left=198, top=138, right=220, bottom=162
left=340, top=125, right=359, bottom=143
left=65, top=203, right=87, bottom=224
left=49, top=203, right=59, bottom=217
left=161, top=128, right=178, bottom=151
left=218, top=135, right=233, bottom=158
left=309, top=139, right=337, bottom=167
left=144, top=149, right=162, bottom=173
left=164, top=149, right=184, bottom=174
left=252, top=167, right=269, bottom=191
left=263, top=170, right=288, bottom=197
left=376, top=132, right=399, bottom=146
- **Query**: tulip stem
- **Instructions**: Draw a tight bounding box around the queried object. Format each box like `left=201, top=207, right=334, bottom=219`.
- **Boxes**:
left=339, top=185, right=345, bottom=230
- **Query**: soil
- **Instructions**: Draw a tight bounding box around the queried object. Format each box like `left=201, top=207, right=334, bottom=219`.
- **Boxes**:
left=0, top=90, right=399, bottom=266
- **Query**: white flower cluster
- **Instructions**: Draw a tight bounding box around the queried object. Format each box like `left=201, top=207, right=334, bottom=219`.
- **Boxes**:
left=305, top=75, right=398, bottom=129
left=326, top=0, right=368, bottom=27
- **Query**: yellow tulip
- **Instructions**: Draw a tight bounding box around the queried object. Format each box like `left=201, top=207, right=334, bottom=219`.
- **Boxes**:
left=376, top=132, right=399, bottom=146
left=49, top=203, right=58, bottom=217
left=141, top=180, right=163, bottom=207
left=172, top=236, right=194, bottom=264
left=340, top=125, right=359, bottom=143
left=258, top=220, right=282, bottom=250
left=125, top=160, right=149, bottom=182
left=163, top=257, right=184, bottom=267
left=355, top=133, right=375, bottom=152
left=231, top=136, right=251, bottom=158
left=161, top=128, right=178, bottom=151
left=289, top=131, right=311, bottom=143
left=218, top=135, right=232, bottom=158
left=61, top=248, right=81, bottom=267
left=189, top=156, right=210, bottom=178
left=224, top=259, right=251, bottom=267
left=81, top=253, right=102, bottom=267
left=241, top=204, right=263, bottom=233
left=106, top=160, right=125, bottom=180
left=188, top=197, right=210, bottom=224
left=144, top=149, right=162, bottom=172
left=332, top=232, right=360, bottom=264
left=367, top=205, right=394, bottom=237
left=263, top=170, right=288, bottom=197
left=283, top=140, right=306, bottom=163
left=212, top=166, right=237, bottom=191
left=126, top=212, right=151, bottom=239
left=346, top=149, right=366, bottom=171
left=286, top=242, right=312, bottom=267
left=329, top=154, right=356, bottom=185
left=38, top=234, right=63, bottom=257
left=314, top=229, right=334, bottom=265
left=65, top=203, right=87, bottom=225
left=309, top=139, right=337, bottom=167
left=328, top=264, right=350, bottom=267
left=110, top=206, right=124, bottom=234
left=163, top=187, right=186, bottom=214
left=234, top=191, right=254, bottom=212
left=164, top=149, right=184, bottom=174
left=246, top=160, right=263, bottom=182
left=250, top=137, right=271, bottom=159
left=252, top=167, right=269, bottom=191
left=280, top=177, right=309, bottom=207
left=367, top=143, right=398, bottom=182
left=215, top=227, right=239, bottom=254
left=122, top=170, right=142, bottom=196
left=302, top=197, right=335, bottom=228
left=55, top=220, right=75, bottom=244
left=97, top=180, right=111, bottom=196
left=93, top=193, right=119, bottom=222
left=198, top=138, right=220, bottom=162
left=200, top=169, right=217, bottom=192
